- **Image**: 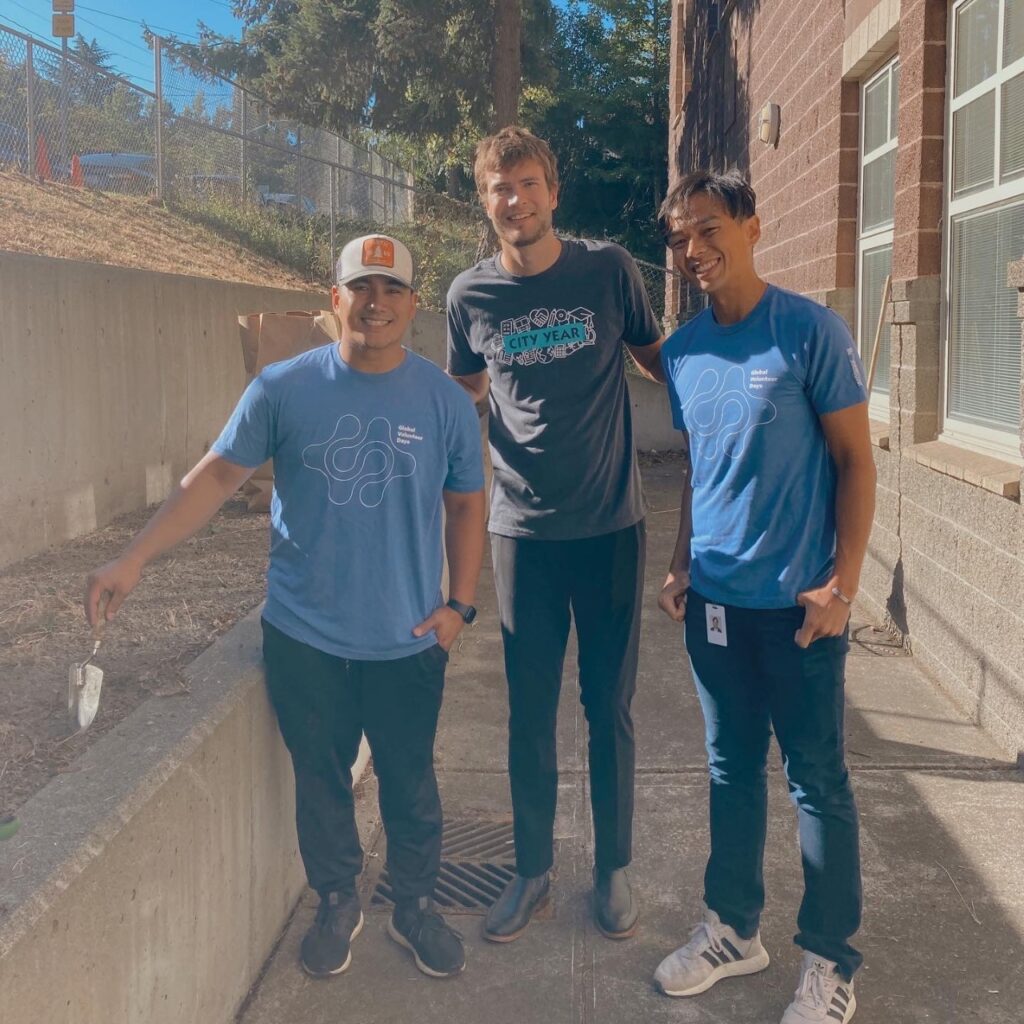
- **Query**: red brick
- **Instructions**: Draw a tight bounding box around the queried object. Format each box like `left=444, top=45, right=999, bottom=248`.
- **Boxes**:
left=898, top=87, right=947, bottom=141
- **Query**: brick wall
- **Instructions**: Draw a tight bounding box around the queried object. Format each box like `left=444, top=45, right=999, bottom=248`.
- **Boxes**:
left=672, top=0, right=855, bottom=307
left=669, top=0, right=1024, bottom=757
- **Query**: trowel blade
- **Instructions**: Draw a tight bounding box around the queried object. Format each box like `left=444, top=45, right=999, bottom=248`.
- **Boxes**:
left=68, top=662, right=104, bottom=731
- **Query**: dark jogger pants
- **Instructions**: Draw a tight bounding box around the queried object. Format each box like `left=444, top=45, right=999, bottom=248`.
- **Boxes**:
left=261, top=619, right=447, bottom=903
left=684, top=590, right=863, bottom=980
left=491, top=521, right=646, bottom=877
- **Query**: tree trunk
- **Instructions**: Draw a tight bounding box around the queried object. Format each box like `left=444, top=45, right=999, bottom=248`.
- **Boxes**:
left=492, top=0, right=522, bottom=128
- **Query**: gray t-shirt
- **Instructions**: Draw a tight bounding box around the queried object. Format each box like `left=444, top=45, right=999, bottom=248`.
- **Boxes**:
left=447, top=239, right=661, bottom=540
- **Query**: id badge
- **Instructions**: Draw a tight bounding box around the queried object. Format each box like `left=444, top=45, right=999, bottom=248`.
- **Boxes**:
left=705, top=603, right=728, bottom=647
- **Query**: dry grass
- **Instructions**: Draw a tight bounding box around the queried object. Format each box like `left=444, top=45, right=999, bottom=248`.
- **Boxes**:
left=0, top=500, right=269, bottom=816
left=0, top=168, right=317, bottom=290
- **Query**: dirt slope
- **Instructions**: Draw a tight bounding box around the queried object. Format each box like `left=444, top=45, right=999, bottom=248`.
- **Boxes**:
left=0, top=168, right=315, bottom=290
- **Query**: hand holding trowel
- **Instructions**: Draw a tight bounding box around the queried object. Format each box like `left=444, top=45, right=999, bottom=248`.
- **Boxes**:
left=69, top=594, right=108, bottom=731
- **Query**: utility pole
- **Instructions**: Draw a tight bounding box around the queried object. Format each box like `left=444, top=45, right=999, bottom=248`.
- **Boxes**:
left=52, top=0, right=75, bottom=172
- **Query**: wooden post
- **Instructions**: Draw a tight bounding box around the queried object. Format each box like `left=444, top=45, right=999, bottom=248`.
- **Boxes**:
left=867, top=274, right=892, bottom=395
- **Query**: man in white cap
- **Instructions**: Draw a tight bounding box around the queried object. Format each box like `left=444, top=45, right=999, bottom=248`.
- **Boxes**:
left=84, top=235, right=486, bottom=980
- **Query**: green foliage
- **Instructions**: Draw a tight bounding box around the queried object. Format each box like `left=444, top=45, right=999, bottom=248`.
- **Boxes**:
left=168, top=0, right=556, bottom=167
left=526, top=0, right=671, bottom=263
left=165, top=1, right=668, bottom=258
left=171, top=191, right=481, bottom=311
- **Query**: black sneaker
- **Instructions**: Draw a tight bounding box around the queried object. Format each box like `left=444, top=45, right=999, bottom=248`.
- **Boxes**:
left=300, top=891, right=364, bottom=978
left=387, top=896, right=465, bottom=978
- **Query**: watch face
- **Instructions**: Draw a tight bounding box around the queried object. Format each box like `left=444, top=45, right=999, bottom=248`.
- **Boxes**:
left=447, top=599, right=477, bottom=624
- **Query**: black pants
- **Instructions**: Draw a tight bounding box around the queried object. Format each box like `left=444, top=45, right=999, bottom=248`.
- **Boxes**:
left=491, top=521, right=646, bottom=877
left=261, top=619, right=448, bottom=902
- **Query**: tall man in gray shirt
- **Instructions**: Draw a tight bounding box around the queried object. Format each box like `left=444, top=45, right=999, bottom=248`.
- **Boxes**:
left=447, top=127, right=664, bottom=942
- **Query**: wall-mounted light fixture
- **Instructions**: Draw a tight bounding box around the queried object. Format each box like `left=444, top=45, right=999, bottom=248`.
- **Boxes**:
left=758, top=102, right=781, bottom=147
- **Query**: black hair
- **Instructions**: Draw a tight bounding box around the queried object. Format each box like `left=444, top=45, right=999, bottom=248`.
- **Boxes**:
left=658, top=169, right=757, bottom=237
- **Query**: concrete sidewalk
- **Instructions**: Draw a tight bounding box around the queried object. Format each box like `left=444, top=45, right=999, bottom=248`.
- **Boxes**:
left=239, top=460, right=1023, bottom=1024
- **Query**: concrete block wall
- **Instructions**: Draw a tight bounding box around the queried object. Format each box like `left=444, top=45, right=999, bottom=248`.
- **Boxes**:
left=860, top=444, right=1024, bottom=757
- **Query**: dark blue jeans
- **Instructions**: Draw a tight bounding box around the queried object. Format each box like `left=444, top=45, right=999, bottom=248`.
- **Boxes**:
left=685, top=590, right=863, bottom=981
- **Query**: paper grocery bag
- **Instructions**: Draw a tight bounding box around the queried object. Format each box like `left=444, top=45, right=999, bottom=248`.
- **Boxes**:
left=236, top=310, right=340, bottom=511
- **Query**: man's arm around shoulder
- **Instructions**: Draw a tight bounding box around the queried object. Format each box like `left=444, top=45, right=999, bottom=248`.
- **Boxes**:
left=627, top=338, right=666, bottom=383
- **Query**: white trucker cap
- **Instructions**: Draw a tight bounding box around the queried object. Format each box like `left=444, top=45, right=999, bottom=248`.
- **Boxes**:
left=335, top=234, right=415, bottom=288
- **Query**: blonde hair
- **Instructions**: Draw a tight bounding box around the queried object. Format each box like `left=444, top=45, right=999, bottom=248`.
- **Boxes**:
left=473, top=127, right=559, bottom=197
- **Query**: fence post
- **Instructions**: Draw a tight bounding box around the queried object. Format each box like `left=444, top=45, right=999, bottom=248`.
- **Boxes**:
left=25, top=39, right=35, bottom=174
left=295, top=125, right=302, bottom=212
left=154, top=36, right=164, bottom=201
left=330, top=164, right=336, bottom=267
left=239, top=84, right=247, bottom=208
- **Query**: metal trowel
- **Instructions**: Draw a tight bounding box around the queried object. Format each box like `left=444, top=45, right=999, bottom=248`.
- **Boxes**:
left=69, top=602, right=107, bottom=731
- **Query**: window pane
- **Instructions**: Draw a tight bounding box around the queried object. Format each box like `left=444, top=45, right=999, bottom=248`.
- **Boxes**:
left=1005, top=0, right=1024, bottom=65
left=860, top=245, right=893, bottom=394
left=889, top=62, right=900, bottom=137
left=864, top=74, right=890, bottom=153
left=862, top=150, right=895, bottom=229
left=1002, top=71, right=1024, bottom=179
left=952, top=89, right=996, bottom=194
left=955, top=0, right=1000, bottom=96
left=948, top=201, right=1024, bottom=429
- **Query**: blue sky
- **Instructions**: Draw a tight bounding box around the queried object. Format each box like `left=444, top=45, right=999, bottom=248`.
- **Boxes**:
left=0, top=1, right=242, bottom=90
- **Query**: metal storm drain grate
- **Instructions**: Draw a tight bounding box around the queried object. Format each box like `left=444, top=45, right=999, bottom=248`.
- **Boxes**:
left=367, top=819, right=517, bottom=914
left=849, top=625, right=910, bottom=657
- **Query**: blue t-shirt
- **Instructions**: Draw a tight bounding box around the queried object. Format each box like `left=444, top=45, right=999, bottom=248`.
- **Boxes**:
left=212, top=344, right=484, bottom=660
left=660, top=285, right=868, bottom=609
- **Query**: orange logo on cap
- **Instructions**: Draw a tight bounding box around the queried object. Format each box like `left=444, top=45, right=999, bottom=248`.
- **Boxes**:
left=362, top=237, right=395, bottom=269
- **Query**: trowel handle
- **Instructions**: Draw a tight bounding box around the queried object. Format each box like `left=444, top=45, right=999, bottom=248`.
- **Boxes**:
left=92, top=594, right=109, bottom=645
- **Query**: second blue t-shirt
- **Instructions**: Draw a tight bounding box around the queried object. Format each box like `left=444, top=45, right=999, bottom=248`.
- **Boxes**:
left=661, top=285, right=868, bottom=609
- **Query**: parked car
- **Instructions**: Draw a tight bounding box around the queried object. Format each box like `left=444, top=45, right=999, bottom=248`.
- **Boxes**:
left=77, top=152, right=156, bottom=193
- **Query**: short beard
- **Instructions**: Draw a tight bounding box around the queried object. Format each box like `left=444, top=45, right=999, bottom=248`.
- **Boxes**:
left=499, top=215, right=552, bottom=249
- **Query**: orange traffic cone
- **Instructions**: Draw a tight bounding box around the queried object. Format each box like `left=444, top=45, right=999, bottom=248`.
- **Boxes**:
left=35, top=135, right=52, bottom=182
left=70, top=153, right=84, bottom=187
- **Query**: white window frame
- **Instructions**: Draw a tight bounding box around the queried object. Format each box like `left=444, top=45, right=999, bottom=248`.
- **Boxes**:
left=941, top=0, right=1024, bottom=460
left=857, top=57, right=899, bottom=422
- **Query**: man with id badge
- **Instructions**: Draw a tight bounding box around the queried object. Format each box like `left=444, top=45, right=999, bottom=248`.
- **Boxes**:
left=651, top=171, right=876, bottom=1024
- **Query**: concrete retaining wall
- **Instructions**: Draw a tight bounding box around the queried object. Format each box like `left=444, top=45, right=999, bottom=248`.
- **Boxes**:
left=628, top=375, right=684, bottom=452
left=0, top=251, right=452, bottom=570
left=0, top=609, right=321, bottom=1024
left=0, top=252, right=329, bottom=567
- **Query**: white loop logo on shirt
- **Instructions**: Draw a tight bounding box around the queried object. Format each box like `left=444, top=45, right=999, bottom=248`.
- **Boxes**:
left=302, top=415, right=416, bottom=507
left=683, top=365, right=778, bottom=460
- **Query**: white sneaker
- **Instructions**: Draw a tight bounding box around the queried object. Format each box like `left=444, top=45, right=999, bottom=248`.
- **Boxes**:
left=653, top=905, right=770, bottom=997
left=780, top=952, right=857, bottom=1023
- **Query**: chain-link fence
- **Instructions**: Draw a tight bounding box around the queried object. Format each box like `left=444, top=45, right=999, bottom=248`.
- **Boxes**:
left=1, top=21, right=679, bottom=318
left=0, top=23, right=157, bottom=184
left=0, top=22, right=483, bottom=306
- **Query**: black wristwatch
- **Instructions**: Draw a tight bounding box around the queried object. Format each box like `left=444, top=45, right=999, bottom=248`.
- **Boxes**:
left=446, top=598, right=477, bottom=624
